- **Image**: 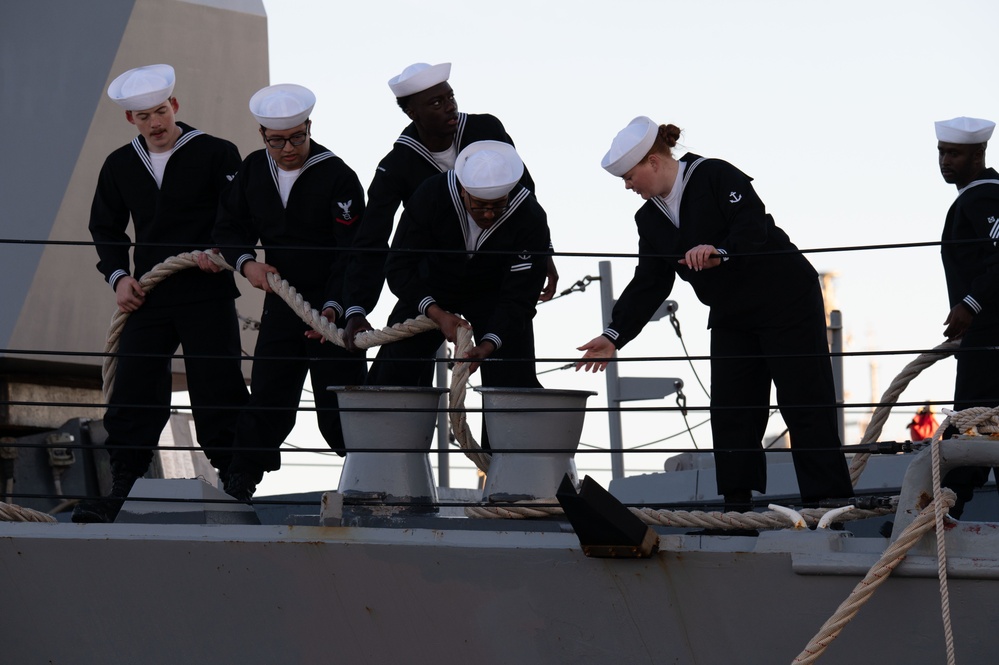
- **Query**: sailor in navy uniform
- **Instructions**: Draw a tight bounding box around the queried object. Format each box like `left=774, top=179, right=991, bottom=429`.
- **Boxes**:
left=206, top=84, right=366, bottom=501
left=576, top=116, right=853, bottom=509
left=76, top=64, right=249, bottom=523
left=341, top=62, right=557, bottom=351
left=369, top=141, right=550, bottom=390
left=936, top=116, right=999, bottom=517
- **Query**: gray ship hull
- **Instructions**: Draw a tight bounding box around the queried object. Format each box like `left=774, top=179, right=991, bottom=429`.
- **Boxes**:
left=2, top=512, right=997, bottom=664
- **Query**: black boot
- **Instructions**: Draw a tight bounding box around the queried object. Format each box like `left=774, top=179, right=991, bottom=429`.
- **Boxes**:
left=224, top=468, right=263, bottom=504
left=72, top=468, right=138, bottom=524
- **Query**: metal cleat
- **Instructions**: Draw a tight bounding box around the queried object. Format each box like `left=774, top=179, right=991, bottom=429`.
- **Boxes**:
left=817, top=505, right=854, bottom=529
left=768, top=504, right=807, bottom=529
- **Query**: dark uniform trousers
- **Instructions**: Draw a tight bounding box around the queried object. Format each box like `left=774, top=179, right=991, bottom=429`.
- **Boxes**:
left=230, top=293, right=367, bottom=474
left=943, top=313, right=999, bottom=507
left=709, top=285, right=853, bottom=504
left=104, top=298, right=248, bottom=477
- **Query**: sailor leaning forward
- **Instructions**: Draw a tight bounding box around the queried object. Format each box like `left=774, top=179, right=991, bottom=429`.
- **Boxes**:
left=577, top=116, right=855, bottom=509
left=367, top=141, right=551, bottom=400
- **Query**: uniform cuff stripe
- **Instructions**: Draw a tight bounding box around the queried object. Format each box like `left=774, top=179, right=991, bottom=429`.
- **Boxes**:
left=345, top=306, right=367, bottom=318
left=235, top=254, right=255, bottom=274
left=482, top=333, right=502, bottom=350
left=109, top=269, right=128, bottom=290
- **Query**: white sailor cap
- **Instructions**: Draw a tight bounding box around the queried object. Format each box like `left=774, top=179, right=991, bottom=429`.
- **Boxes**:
left=249, top=84, right=316, bottom=130
left=388, top=62, right=451, bottom=98
left=935, top=116, right=995, bottom=144
left=601, top=116, right=659, bottom=177
left=107, top=64, right=176, bottom=111
left=455, top=140, right=524, bottom=200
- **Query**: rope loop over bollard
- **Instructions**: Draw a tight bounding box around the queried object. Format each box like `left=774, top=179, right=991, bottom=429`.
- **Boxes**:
left=947, top=404, right=999, bottom=435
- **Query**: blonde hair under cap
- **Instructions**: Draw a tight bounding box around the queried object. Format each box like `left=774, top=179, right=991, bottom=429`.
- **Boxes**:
left=107, top=64, right=176, bottom=111
left=935, top=116, right=996, bottom=144
left=602, top=116, right=659, bottom=177
left=388, top=62, right=451, bottom=98
left=455, top=141, right=524, bottom=200
left=249, top=84, right=316, bottom=130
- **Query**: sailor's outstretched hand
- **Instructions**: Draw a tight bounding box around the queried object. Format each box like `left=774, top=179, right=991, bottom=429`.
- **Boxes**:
left=575, top=335, right=616, bottom=373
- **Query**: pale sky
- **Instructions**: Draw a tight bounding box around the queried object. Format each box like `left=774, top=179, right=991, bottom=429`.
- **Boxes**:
left=251, top=0, right=999, bottom=496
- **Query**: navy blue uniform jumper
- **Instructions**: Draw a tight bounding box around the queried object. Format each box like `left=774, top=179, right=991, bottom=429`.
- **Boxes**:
left=213, top=140, right=367, bottom=473
left=368, top=171, right=550, bottom=390
left=940, top=166, right=999, bottom=506
left=88, top=122, right=249, bottom=477
left=602, top=153, right=853, bottom=504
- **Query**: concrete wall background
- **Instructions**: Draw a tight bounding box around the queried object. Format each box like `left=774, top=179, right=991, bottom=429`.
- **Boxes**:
left=0, top=0, right=268, bottom=385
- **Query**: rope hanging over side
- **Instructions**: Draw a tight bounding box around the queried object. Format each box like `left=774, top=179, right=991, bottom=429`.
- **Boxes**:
left=791, top=487, right=956, bottom=664
left=930, top=417, right=957, bottom=665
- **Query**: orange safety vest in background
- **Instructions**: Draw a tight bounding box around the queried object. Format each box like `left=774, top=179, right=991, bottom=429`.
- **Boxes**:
left=907, top=412, right=939, bottom=441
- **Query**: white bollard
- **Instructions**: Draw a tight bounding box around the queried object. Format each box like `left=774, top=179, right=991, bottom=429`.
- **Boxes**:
left=475, top=387, right=596, bottom=502
left=330, top=386, right=446, bottom=515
